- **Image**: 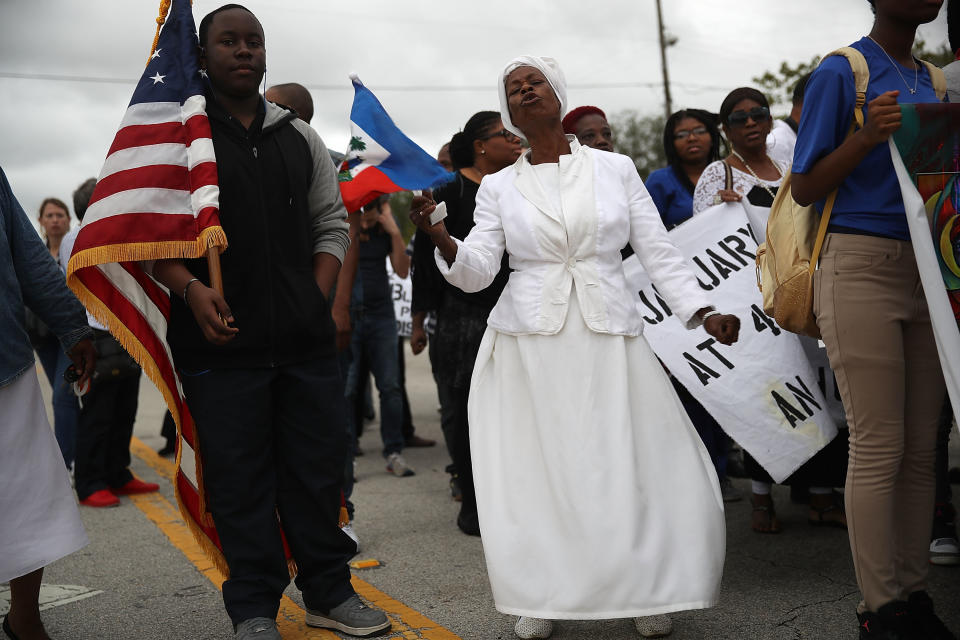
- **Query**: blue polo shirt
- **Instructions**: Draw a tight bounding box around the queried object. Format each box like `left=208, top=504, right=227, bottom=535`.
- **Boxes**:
left=645, top=166, right=693, bottom=229
left=793, top=37, right=944, bottom=241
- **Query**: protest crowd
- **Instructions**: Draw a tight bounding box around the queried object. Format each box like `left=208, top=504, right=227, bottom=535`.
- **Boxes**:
left=3, top=0, right=960, bottom=639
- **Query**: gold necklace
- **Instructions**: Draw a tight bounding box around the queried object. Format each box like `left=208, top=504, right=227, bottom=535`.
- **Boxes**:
left=867, top=35, right=918, bottom=95
left=730, top=149, right=782, bottom=202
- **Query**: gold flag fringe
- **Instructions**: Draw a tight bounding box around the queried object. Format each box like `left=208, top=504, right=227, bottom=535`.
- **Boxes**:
left=147, top=0, right=173, bottom=67
left=66, top=226, right=227, bottom=278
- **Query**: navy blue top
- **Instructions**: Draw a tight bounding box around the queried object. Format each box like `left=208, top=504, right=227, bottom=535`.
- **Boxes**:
left=352, top=225, right=394, bottom=314
left=645, top=166, right=694, bottom=229
left=793, top=37, right=944, bottom=240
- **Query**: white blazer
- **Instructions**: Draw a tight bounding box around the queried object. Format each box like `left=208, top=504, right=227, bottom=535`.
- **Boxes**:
left=436, top=137, right=711, bottom=337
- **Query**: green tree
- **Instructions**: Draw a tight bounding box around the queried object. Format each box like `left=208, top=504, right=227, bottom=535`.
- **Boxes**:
left=609, top=110, right=666, bottom=180
left=751, top=56, right=819, bottom=113
left=915, top=39, right=954, bottom=67
left=388, top=190, right=417, bottom=244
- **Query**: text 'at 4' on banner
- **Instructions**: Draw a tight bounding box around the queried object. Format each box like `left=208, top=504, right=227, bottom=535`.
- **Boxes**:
left=623, top=203, right=844, bottom=483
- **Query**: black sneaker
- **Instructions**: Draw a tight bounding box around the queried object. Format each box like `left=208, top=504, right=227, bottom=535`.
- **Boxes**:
left=907, top=591, right=958, bottom=640
left=305, top=594, right=390, bottom=637
left=858, top=601, right=911, bottom=639
left=457, top=507, right=481, bottom=536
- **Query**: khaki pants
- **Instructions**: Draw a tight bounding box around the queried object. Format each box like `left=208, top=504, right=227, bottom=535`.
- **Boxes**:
left=814, top=233, right=946, bottom=612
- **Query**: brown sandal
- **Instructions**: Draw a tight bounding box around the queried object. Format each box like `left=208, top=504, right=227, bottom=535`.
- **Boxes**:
left=751, top=495, right=782, bottom=534
left=808, top=495, right=847, bottom=529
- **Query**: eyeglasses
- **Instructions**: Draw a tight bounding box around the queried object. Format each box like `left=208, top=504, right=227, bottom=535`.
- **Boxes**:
left=726, top=107, right=770, bottom=127
left=674, top=126, right=709, bottom=140
left=480, top=128, right=521, bottom=143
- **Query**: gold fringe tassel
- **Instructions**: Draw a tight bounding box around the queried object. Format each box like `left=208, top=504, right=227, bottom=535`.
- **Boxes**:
left=147, top=0, right=173, bottom=67
left=66, top=226, right=228, bottom=278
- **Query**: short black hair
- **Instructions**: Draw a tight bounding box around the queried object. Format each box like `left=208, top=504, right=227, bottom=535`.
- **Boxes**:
left=448, top=111, right=501, bottom=171
left=867, top=0, right=876, bottom=15
left=719, top=87, right=770, bottom=126
left=72, top=178, right=97, bottom=222
left=791, top=72, right=812, bottom=107
left=198, top=4, right=256, bottom=49
left=662, top=109, right=722, bottom=195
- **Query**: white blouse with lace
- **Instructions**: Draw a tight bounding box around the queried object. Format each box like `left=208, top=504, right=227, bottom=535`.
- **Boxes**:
left=691, top=155, right=790, bottom=215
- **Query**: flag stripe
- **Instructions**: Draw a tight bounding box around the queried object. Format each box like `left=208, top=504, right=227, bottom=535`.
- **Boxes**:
left=107, top=114, right=214, bottom=157
left=340, top=166, right=402, bottom=212
left=120, top=262, right=172, bottom=318
left=75, top=212, right=211, bottom=244
left=90, top=163, right=218, bottom=209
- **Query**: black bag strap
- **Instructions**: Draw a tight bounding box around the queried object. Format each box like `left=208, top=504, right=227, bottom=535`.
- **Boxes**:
left=722, top=160, right=733, bottom=191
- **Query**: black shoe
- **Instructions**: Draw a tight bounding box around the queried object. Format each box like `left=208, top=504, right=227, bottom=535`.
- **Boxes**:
left=157, top=442, right=176, bottom=457
left=2, top=616, right=20, bottom=640
left=907, top=591, right=957, bottom=640
left=859, top=601, right=911, bottom=640
left=457, top=508, right=480, bottom=536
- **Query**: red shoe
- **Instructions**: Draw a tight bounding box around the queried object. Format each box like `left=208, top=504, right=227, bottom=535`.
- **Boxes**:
left=110, top=478, right=159, bottom=495
left=80, top=489, right=120, bottom=508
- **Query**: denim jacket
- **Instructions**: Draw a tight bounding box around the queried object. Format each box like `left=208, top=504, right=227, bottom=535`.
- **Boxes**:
left=0, top=167, right=92, bottom=388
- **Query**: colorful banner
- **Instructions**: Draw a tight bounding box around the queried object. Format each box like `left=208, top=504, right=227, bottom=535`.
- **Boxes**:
left=623, top=203, right=841, bottom=482
left=889, top=102, right=960, bottom=426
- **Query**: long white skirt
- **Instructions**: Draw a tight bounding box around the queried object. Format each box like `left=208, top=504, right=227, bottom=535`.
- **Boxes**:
left=0, top=365, right=87, bottom=582
left=469, top=292, right=725, bottom=619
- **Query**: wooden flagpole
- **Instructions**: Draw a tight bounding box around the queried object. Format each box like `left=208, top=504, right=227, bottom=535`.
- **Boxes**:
left=206, top=247, right=225, bottom=297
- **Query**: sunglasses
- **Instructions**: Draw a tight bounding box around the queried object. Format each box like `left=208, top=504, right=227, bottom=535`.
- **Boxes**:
left=674, top=126, right=709, bottom=140
left=726, top=107, right=770, bottom=127
left=480, top=128, right=521, bottom=143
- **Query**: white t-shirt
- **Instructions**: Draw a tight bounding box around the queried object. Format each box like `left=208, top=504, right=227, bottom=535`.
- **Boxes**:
left=766, top=119, right=798, bottom=166
left=58, top=227, right=106, bottom=331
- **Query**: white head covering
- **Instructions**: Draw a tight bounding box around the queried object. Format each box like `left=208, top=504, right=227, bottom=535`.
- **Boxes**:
left=498, top=55, right=567, bottom=138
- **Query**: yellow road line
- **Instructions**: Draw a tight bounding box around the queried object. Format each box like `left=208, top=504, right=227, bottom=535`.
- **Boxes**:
left=129, top=437, right=461, bottom=639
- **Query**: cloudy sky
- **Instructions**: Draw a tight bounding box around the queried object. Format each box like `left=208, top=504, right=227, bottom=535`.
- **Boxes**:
left=0, top=0, right=950, bottom=229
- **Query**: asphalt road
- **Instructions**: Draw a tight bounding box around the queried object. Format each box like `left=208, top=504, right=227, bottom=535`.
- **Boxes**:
left=8, top=342, right=959, bottom=639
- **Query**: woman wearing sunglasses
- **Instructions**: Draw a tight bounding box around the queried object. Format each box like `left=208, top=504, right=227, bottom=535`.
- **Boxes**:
left=411, top=55, right=739, bottom=640
left=692, top=88, right=791, bottom=215
left=410, top=110, right=522, bottom=537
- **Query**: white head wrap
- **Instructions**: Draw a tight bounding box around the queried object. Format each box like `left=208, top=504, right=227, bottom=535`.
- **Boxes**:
left=498, top=55, right=567, bottom=138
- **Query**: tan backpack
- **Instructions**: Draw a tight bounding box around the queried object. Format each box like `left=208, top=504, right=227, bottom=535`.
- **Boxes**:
left=755, top=47, right=947, bottom=338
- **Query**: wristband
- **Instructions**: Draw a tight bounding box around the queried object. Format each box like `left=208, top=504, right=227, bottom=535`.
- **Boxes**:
left=702, top=310, right=721, bottom=321
left=183, top=277, right=200, bottom=306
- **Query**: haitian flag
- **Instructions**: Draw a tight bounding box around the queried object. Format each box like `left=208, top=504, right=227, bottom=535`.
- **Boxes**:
left=338, top=74, right=453, bottom=212
left=889, top=102, right=960, bottom=434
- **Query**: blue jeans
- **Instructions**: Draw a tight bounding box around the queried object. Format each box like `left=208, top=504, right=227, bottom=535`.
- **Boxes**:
left=344, top=306, right=403, bottom=459
left=35, top=335, right=80, bottom=468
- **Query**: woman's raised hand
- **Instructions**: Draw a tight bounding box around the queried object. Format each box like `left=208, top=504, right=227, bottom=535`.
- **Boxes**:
left=409, top=194, right=447, bottom=238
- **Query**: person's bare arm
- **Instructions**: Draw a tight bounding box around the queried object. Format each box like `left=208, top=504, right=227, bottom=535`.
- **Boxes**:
left=152, top=258, right=238, bottom=345
left=792, top=90, right=902, bottom=206
left=381, top=208, right=410, bottom=278
left=331, top=210, right=360, bottom=351
left=313, top=253, right=341, bottom=299
left=410, top=311, right=427, bottom=355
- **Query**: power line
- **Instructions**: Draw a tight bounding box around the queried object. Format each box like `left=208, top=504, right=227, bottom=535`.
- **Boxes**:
left=0, top=70, right=732, bottom=93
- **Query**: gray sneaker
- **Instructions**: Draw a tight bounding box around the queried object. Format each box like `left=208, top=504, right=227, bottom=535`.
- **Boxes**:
left=385, top=452, right=415, bottom=477
left=235, top=617, right=281, bottom=639
left=305, top=594, right=390, bottom=636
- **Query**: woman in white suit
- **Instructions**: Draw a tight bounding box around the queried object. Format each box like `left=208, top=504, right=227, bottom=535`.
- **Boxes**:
left=411, top=56, right=740, bottom=639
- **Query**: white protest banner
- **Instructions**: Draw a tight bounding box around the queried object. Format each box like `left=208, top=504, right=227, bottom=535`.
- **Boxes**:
left=624, top=203, right=839, bottom=482
left=889, top=103, right=960, bottom=430
left=386, top=257, right=413, bottom=337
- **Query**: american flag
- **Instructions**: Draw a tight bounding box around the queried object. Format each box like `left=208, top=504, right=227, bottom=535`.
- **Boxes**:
left=66, top=0, right=229, bottom=574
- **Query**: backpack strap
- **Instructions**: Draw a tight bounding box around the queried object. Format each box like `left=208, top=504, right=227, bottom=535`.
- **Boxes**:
left=823, top=47, right=869, bottom=128
left=805, top=47, right=871, bottom=274
left=919, top=60, right=947, bottom=101
left=722, top=160, right=733, bottom=191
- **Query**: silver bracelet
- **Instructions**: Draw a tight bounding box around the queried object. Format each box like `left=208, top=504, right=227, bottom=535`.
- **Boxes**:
left=183, top=277, right=200, bottom=306
left=702, top=309, right=722, bottom=321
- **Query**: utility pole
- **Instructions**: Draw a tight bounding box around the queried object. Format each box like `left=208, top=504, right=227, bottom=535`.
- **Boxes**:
left=655, top=0, right=673, bottom=120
